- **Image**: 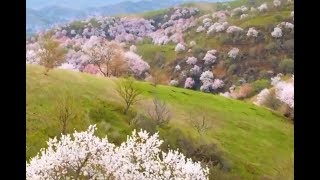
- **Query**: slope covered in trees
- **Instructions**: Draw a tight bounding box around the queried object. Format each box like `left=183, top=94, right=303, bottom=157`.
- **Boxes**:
left=27, top=65, right=293, bottom=179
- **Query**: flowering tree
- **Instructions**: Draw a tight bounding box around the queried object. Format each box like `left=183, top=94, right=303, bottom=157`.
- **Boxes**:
left=271, top=27, right=283, bottom=38
left=190, top=65, right=201, bottom=75
left=273, top=0, right=281, bottom=7
left=211, top=79, right=224, bottom=90
left=228, top=48, right=240, bottom=59
left=196, top=26, right=205, bottom=32
left=200, top=71, right=214, bottom=92
left=175, top=65, right=181, bottom=71
left=257, top=3, right=268, bottom=12
left=247, top=27, right=259, bottom=37
left=26, top=125, right=209, bottom=179
left=203, top=53, right=217, bottom=65
left=175, top=43, right=186, bottom=52
left=207, top=22, right=229, bottom=34
left=184, top=77, right=195, bottom=89
left=226, top=26, right=243, bottom=34
left=186, top=56, right=198, bottom=65
left=124, top=51, right=150, bottom=77
left=82, top=36, right=124, bottom=77
left=255, top=88, right=270, bottom=105
left=169, top=79, right=179, bottom=86
left=240, top=14, right=248, bottom=19
left=26, top=50, right=40, bottom=64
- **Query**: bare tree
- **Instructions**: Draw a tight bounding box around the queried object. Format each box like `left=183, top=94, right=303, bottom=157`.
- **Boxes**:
left=147, top=97, right=171, bottom=125
left=115, top=77, right=142, bottom=115
left=54, top=94, right=78, bottom=134
left=149, top=68, right=168, bottom=87
left=38, top=36, right=67, bottom=75
left=189, top=113, right=212, bottom=135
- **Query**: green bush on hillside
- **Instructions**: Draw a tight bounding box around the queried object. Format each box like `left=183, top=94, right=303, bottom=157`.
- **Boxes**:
left=279, top=58, right=294, bottom=74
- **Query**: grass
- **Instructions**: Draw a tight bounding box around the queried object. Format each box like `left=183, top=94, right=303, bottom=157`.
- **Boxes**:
left=139, top=8, right=170, bottom=19
left=234, top=11, right=292, bottom=29
left=27, top=65, right=293, bottom=179
left=136, top=43, right=177, bottom=65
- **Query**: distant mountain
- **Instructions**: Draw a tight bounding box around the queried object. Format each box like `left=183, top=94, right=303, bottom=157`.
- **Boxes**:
left=26, top=0, right=230, bottom=36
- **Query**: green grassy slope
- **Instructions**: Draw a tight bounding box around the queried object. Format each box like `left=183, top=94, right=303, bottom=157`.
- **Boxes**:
left=27, top=65, right=293, bottom=179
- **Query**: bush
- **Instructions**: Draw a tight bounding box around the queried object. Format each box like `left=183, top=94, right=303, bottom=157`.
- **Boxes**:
left=279, top=58, right=294, bottom=74
left=251, top=79, right=271, bottom=96
left=227, top=64, right=237, bottom=75
left=283, top=39, right=294, bottom=52
left=263, top=89, right=282, bottom=111
left=236, top=84, right=253, bottom=99
left=265, top=42, right=279, bottom=52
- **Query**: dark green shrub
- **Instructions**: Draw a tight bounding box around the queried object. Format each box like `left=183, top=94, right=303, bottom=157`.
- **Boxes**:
left=227, top=64, right=237, bottom=75
left=251, top=79, right=271, bottom=96
left=279, top=58, right=294, bottom=74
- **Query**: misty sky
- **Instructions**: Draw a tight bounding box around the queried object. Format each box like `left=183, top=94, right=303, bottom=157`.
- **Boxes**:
left=26, top=0, right=143, bottom=9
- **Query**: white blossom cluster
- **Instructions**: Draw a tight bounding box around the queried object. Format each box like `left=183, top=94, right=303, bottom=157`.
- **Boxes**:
left=273, top=0, right=281, bottom=7
left=124, top=51, right=150, bottom=76
left=271, top=27, right=283, bottom=38
left=196, top=26, right=206, bottom=32
left=212, top=11, right=229, bottom=22
left=257, top=3, right=268, bottom=12
left=106, top=17, right=155, bottom=42
left=169, top=79, right=179, bottom=86
left=240, top=14, right=249, bottom=19
left=207, top=22, right=229, bottom=34
left=255, top=74, right=294, bottom=108
left=203, top=50, right=217, bottom=65
left=186, top=56, right=198, bottom=65
left=184, top=77, right=195, bottom=88
left=272, top=74, right=294, bottom=108
left=150, top=17, right=196, bottom=45
left=247, top=27, right=259, bottom=37
left=226, top=26, right=243, bottom=34
left=255, top=88, right=270, bottom=105
left=170, top=7, right=199, bottom=20
left=175, top=65, right=181, bottom=71
left=228, top=48, right=240, bottom=59
left=190, top=65, right=201, bottom=75
left=175, top=43, right=186, bottom=52
left=200, top=70, right=214, bottom=92
left=277, top=22, right=294, bottom=30
left=27, top=125, right=209, bottom=179
left=211, top=79, right=225, bottom=90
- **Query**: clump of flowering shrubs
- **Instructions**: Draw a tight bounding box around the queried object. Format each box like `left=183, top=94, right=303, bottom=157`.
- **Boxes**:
left=27, top=125, right=209, bottom=179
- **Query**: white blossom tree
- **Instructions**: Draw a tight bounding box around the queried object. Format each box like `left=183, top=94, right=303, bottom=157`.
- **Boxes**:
left=186, top=56, right=198, bottom=65
left=184, top=77, right=195, bottom=89
left=273, top=0, right=281, bottom=7
left=175, top=43, right=186, bottom=52
left=82, top=36, right=124, bottom=77
left=247, top=27, right=259, bottom=37
left=228, top=48, right=240, bottom=59
left=124, top=51, right=150, bottom=77
left=271, top=27, right=283, bottom=38
left=200, top=71, right=214, bottom=92
left=257, top=3, right=268, bottom=12
left=26, top=125, right=209, bottom=179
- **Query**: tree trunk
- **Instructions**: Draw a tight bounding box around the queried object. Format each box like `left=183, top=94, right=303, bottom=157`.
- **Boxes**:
left=97, top=65, right=107, bottom=77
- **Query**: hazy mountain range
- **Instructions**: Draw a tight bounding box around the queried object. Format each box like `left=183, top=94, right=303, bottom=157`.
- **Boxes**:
left=26, top=0, right=229, bottom=35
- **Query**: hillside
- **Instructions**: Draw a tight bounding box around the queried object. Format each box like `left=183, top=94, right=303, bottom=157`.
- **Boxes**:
left=27, top=65, right=293, bottom=179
